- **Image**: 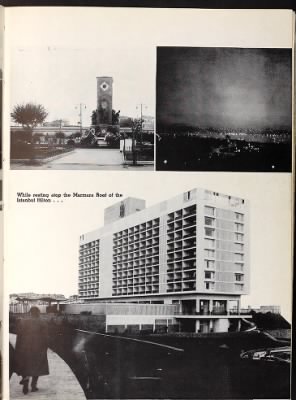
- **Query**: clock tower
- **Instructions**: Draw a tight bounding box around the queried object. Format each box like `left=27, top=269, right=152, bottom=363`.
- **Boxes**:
left=97, top=77, right=113, bottom=125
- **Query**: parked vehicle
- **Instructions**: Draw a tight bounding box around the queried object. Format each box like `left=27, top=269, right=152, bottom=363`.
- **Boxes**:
left=240, top=346, right=290, bottom=364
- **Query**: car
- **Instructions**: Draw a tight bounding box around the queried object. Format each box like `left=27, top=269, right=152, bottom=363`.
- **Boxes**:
left=240, top=346, right=290, bottom=364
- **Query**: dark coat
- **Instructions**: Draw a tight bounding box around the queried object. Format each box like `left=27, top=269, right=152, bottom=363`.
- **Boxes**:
left=14, top=317, right=49, bottom=377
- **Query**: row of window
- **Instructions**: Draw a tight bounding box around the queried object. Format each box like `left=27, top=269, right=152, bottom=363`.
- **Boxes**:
left=167, top=205, right=196, bottom=222
left=204, top=238, right=244, bottom=252
left=80, top=240, right=99, bottom=249
left=114, top=219, right=160, bottom=239
left=204, top=206, right=244, bottom=220
left=204, top=271, right=244, bottom=281
left=167, top=281, right=196, bottom=292
left=205, top=223, right=244, bottom=237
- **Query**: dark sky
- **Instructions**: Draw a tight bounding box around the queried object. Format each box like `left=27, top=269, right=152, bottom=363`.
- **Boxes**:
left=156, top=47, right=292, bottom=129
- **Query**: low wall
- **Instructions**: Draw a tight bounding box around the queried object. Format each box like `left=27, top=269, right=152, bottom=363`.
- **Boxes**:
left=62, top=302, right=178, bottom=316
left=265, top=329, right=291, bottom=340
left=10, top=313, right=106, bottom=333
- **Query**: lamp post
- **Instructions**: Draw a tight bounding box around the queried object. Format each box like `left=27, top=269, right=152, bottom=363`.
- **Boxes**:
left=132, top=120, right=137, bottom=166
left=136, top=103, right=147, bottom=147
left=75, top=103, right=86, bottom=136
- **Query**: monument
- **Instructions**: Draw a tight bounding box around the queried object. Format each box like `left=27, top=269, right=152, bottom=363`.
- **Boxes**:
left=93, top=76, right=120, bottom=147
left=81, top=76, right=120, bottom=147
left=97, top=77, right=113, bottom=125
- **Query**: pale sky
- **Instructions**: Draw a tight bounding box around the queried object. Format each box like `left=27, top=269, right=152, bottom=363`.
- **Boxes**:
left=10, top=46, right=155, bottom=125
left=6, top=8, right=293, bottom=126
left=6, top=171, right=293, bottom=322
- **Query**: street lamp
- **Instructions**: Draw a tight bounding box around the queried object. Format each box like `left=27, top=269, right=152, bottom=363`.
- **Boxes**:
left=75, top=103, right=86, bottom=136
left=136, top=103, right=147, bottom=146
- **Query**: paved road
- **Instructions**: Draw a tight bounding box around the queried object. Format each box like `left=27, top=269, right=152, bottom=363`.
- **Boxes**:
left=9, top=334, right=86, bottom=400
left=11, top=149, right=154, bottom=171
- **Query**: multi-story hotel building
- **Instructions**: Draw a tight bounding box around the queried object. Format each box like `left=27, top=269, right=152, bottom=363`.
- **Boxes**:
left=78, top=188, right=250, bottom=332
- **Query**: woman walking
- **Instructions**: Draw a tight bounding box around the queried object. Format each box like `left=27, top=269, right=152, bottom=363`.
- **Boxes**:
left=14, top=306, right=49, bottom=394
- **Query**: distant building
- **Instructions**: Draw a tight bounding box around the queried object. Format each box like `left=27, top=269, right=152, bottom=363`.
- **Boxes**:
left=9, top=292, right=67, bottom=313
left=247, top=305, right=281, bottom=314
left=78, top=188, right=250, bottom=333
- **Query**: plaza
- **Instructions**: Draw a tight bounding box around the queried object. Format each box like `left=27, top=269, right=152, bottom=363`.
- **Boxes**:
left=10, top=148, right=154, bottom=171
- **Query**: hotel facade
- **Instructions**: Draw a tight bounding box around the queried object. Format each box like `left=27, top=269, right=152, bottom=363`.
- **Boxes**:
left=77, top=188, right=250, bottom=333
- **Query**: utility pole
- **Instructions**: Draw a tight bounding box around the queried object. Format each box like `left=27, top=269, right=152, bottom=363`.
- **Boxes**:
left=75, top=103, right=86, bottom=136
left=136, top=103, right=147, bottom=146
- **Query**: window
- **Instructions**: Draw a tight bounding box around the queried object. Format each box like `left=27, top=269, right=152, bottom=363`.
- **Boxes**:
left=204, top=206, right=215, bottom=216
left=119, top=202, right=126, bottom=218
left=205, top=282, right=214, bottom=290
left=184, top=190, right=191, bottom=201
left=235, top=253, right=244, bottom=262
left=235, top=223, right=244, bottom=232
left=205, top=227, right=215, bottom=237
left=204, top=238, right=215, bottom=249
left=205, top=271, right=214, bottom=279
left=235, top=233, right=244, bottom=241
left=205, top=260, right=215, bottom=269
left=235, top=273, right=243, bottom=282
left=235, top=212, right=244, bottom=222
left=235, top=243, right=244, bottom=252
left=204, top=249, right=215, bottom=258
left=205, top=216, right=215, bottom=226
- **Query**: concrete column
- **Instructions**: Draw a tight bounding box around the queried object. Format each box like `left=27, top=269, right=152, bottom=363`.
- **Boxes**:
left=195, top=298, right=200, bottom=313
left=195, top=320, right=200, bottom=333
left=237, top=319, right=241, bottom=332
left=209, top=319, right=214, bottom=331
left=214, top=318, right=230, bottom=333
left=209, top=299, right=213, bottom=313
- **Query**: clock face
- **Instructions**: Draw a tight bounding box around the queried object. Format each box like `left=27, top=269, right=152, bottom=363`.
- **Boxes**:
left=100, top=81, right=109, bottom=91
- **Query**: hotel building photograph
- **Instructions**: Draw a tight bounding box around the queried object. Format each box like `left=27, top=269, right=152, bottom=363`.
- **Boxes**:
left=77, top=188, right=250, bottom=334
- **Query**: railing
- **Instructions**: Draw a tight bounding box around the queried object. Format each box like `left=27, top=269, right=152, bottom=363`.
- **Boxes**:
left=175, top=308, right=252, bottom=316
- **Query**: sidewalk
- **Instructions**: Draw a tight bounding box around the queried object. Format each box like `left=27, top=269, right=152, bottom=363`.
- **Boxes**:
left=10, top=334, right=86, bottom=400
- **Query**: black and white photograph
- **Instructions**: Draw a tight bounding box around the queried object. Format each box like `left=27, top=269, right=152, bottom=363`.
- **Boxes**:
left=7, top=173, right=292, bottom=399
left=2, top=7, right=294, bottom=400
left=9, top=46, right=155, bottom=170
left=156, top=47, right=292, bottom=172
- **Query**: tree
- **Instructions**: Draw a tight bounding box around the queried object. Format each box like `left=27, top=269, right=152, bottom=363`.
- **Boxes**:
left=90, top=109, right=120, bottom=126
left=91, top=110, right=97, bottom=126
left=120, top=117, right=133, bottom=128
left=32, top=133, right=44, bottom=144
left=55, top=132, right=65, bottom=139
left=131, top=118, right=143, bottom=136
left=55, top=131, right=65, bottom=145
left=11, top=103, right=48, bottom=131
left=112, top=109, right=120, bottom=125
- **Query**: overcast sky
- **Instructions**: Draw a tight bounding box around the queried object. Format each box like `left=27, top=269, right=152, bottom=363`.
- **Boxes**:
left=157, top=47, right=292, bottom=130
left=7, top=9, right=292, bottom=129
left=10, top=46, right=155, bottom=125
left=7, top=171, right=293, bottom=322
